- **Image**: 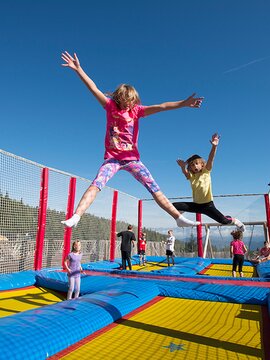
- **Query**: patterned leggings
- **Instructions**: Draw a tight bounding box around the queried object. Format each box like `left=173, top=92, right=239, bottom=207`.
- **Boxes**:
left=91, top=159, right=160, bottom=194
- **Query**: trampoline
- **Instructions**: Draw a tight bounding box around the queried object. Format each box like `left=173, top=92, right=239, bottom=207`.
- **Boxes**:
left=1, top=257, right=270, bottom=360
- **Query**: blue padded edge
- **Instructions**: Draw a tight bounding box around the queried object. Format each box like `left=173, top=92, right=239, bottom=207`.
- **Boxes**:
left=156, top=280, right=270, bottom=305
left=82, top=267, right=264, bottom=282
left=82, top=260, right=120, bottom=270
left=0, top=270, right=36, bottom=291
left=36, top=270, right=153, bottom=296
left=152, top=258, right=212, bottom=275
left=0, top=278, right=159, bottom=360
left=35, top=270, right=270, bottom=305
left=256, top=260, right=270, bottom=280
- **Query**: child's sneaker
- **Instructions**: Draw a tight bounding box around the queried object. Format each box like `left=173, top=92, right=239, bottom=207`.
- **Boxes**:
left=176, top=215, right=200, bottom=227
left=233, top=218, right=246, bottom=232
left=61, top=214, right=80, bottom=228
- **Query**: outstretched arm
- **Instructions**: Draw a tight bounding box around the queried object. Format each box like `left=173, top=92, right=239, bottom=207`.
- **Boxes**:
left=206, top=133, right=220, bottom=171
left=61, top=51, right=107, bottom=107
left=144, top=93, right=203, bottom=116
left=176, top=159, right=190, bottom=179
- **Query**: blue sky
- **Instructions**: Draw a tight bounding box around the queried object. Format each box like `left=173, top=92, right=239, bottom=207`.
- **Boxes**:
left=1, top=0, right=270, bottom=202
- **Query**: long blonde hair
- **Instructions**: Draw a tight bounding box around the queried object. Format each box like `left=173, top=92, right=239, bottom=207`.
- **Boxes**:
left=111, top=84, right=140, bottom=109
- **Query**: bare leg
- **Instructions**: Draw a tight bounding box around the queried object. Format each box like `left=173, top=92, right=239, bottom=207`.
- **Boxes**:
left=61, top=185, right=100, bottom=227
left=75, top=185, right=100, bottom=216
left=152, top=191, right=200, bottom=227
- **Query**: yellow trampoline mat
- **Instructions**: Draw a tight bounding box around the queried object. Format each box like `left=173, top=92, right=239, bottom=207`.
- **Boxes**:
left=0, top=286, right=64, bottom=317
left=61, top=297, right=264, bottom=360
left=132, top=262, right=256, bottom=278
left=203, top=264, right=256, bottom=278
left=132, top=261, right=169, bottom=272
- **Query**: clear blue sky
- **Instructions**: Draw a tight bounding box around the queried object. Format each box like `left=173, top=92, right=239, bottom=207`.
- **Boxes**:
left=1, top=0, right=270, bottom=201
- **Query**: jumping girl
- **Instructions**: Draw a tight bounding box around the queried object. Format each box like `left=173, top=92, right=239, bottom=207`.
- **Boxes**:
left=60, top=51, right=203, bottom=229
left=173, top=133, right=245, bottom=231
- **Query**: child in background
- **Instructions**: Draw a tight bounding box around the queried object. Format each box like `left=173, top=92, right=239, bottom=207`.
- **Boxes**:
left=165, top=230, right=175, bottom=267
left=138, top=233, right=147, bottom=266
left=230, top=230, right=247, bottom=277
left=64, top=240, right=83, bottom=300
left=60, top=51, right=203, bottom=230
left=173, top=133, right=245, bottom=231
left=250, top=241, right=270, bottom=264
left=117, top=224, right=136, bottom=270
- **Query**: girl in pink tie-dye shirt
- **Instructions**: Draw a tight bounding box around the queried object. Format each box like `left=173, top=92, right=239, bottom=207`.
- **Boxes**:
left=60, top=51, right=203, bottom=229
left=230, top=230, right=247, bottom=278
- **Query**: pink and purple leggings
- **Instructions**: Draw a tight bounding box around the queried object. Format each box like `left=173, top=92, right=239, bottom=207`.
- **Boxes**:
left=91, top=159, right=160, bottom=194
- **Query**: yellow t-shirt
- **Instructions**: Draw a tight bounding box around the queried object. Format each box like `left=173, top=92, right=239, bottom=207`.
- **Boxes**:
left=189, top=168, right=213, bottom=204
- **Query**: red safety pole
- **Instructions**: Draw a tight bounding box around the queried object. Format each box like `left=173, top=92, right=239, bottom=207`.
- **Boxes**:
left=137, top=199, right=143, bottom=253
left=34, top=167, right=49, bottom=270
left=196, top=213, right=203, bottom=257
left=264, top=193, right=270, bottom=242
left=110, top=190, right=118, bottom=262
left=62, top=177, right=77, bottom=268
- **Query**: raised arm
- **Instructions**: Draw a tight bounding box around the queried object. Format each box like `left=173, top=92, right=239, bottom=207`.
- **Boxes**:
left=61, top=51, right=107, bottom=107
left=176, top=159, right=190, bottom=179
left=144, top=93, right=203, bottom=116
left=206, top=133, right=220, bottom=171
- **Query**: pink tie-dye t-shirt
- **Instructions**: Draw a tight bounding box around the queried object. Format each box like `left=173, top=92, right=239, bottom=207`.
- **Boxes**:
left=230, top=240, right=245, bottom=255
left=103, top=98, right=146, bottom=160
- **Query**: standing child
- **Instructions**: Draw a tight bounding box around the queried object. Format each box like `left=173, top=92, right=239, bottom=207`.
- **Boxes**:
left=60, top=51, right=203, bottom=229
left=165, top=230, right=175, bottom=267
left=138, top=233, right=147, bottom=266
left=117, top=225, right=136, bottom=270
left=64, top=240, right=83, bottom=300
left=173, top=133, right=245, bottom=231
left=230, top=230, right=247, bottom=277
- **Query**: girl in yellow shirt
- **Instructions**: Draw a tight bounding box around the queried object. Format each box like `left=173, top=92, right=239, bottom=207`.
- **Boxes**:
left=173, top=133, right=245, bottom=231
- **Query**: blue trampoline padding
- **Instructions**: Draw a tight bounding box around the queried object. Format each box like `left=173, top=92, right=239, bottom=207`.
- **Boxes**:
left=82, top=260, right=120, bottom=270
left=157, top=280, right=270, bottom=305
left=0, top=270, right=36, bottom=291
left=36, top=270, right=155, bottom=296
left=210, top=258, right=253, bottom=266
left=152, top=258, right=212, bottom=275
left=256, top=260, right=270, bottom=280
left=140, top=256, right=206, bottom=264
left=0, top=279, right=159, bottom=360
left=35, top=270, right=69, bottom=292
